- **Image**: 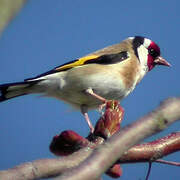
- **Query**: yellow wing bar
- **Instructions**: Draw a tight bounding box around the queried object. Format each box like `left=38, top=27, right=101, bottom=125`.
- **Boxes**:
left=55, top=55, right=99, bottom=71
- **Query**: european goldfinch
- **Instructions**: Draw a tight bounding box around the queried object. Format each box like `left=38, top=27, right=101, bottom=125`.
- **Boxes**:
left=0, top=36, right=170, bottom=132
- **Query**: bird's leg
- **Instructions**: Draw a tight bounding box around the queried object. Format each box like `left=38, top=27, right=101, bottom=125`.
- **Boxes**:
left=81, top=88, right=108, bottom=133
left=85, top=88, right=107, bottom=114
left=81, top=104, right=94, bottom=133
left=85, top=88, right=107, bottom=103
left=98, top=103, right=107, bottom=115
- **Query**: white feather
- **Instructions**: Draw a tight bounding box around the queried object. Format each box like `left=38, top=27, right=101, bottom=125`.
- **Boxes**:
left=137, top=45, right=149, bottom=78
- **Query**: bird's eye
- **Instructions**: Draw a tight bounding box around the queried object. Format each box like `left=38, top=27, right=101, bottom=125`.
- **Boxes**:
left=148, top=48, right=159, bottom=58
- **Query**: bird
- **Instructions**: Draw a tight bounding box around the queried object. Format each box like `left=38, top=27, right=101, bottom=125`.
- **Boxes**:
left=0, top=36, right=170, bottom=132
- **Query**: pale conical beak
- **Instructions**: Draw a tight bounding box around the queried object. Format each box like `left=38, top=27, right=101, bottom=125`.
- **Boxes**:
left=154, top=56, right=171, bottom=67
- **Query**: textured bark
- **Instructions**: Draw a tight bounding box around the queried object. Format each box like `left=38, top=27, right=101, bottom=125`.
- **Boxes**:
left=118, top=132, right=180, bottom=163
left=56, top=98, right=180, bottom=180
left=0, top=98, right=180, bottom=180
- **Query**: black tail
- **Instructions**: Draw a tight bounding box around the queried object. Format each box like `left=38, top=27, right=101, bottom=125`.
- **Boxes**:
left=0, top=80, right=40, bottom=102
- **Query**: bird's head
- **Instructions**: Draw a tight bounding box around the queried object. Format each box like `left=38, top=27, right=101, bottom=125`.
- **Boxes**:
left=130, top=36, right=171, bottom=71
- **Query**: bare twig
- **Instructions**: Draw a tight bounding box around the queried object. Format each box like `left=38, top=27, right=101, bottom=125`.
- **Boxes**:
left=155, top=159, right=180, bottom=166
left=118, top=132, right=180, bottom=163
left=0, top=0, right=27, bottom=35
left=0, top=149, right=94, bottom=180
left=145, top=162, right=152, bottom=180
left=56, top=98, right=180, bottom=180
left=0, top=98, right=180, bottom=180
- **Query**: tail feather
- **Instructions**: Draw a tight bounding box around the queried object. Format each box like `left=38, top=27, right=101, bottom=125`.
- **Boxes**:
left=0, top=80, right=41, bottom=102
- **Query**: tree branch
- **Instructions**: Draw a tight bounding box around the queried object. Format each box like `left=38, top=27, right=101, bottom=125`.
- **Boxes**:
left=155, top=159, right=180, bottom=166
left=0, top=98, right=180, bottom=180
left=56, top=98, right=180, bottom=180
left=0, top=0, right=27, bottom=36
left=118, top=132, right=180, bottom=164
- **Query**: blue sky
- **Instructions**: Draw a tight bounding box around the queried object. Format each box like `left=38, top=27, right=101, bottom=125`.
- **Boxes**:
left=0, top=0, right=180, bottom=179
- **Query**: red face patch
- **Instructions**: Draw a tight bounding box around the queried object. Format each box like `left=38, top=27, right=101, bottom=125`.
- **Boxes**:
left=149, top=41, right=160, bottom=55
left=147, top=41, right=161, bottom=71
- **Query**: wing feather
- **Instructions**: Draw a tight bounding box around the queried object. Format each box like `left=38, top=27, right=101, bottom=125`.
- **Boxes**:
left=26, top=52, right=128, bottom=81
left=55, top=55, right=99, bottom=71
left=25, top=55, right=99, bottom=81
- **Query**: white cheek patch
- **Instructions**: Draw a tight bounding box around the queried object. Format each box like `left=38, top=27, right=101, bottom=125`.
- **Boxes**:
left=137, top=45, right=149, bottom=74
left=143, top=38, right=151, bottom=48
